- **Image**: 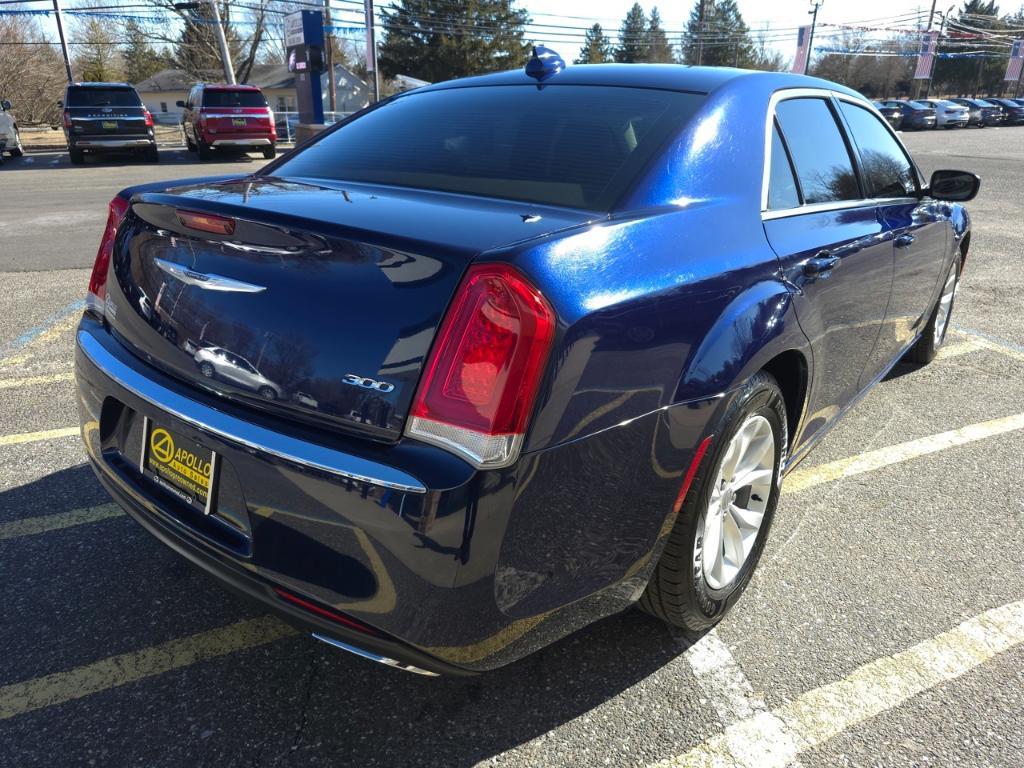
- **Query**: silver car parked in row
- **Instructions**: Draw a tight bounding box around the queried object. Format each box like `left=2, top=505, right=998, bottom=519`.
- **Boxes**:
left=193, top=346, right=282, bottom=400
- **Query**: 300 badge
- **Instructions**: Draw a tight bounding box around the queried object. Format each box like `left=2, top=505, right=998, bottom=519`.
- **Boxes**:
left=144, top=422, right=216, bottom=514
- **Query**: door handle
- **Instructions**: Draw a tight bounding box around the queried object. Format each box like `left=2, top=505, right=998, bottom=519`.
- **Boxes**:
left=803, top=252, right=841, bottom=276
left=894, top=233, right=916, bottom=248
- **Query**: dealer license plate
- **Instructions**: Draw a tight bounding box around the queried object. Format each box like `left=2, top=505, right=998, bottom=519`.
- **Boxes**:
left=143, top=419, right=216, bottom=514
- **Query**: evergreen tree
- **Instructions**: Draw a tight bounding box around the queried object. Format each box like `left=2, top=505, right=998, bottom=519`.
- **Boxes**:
left=123, top=20, right=166, bottom=84
left=378, top=0, right=531, bottom=82
left=679, top=0, right=756, bottom=68
left=576, top=23, right=614, bottom=64
left=615, top=3, right=648, bottom=63
left=74, top=16, right=123, bottom=82
left=645, top=8, right=674, bottom=63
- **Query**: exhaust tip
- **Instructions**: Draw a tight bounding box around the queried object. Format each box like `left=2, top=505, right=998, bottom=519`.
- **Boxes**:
left=311, top=633, right=439, bottom=677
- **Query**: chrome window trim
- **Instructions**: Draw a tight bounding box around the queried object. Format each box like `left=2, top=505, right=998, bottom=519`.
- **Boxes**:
left=761, top=88, right=924, bottom=218
left=77, top=329, right=427, bottom=494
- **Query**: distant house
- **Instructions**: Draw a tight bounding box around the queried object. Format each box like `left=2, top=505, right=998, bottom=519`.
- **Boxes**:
left=134, top=64, right=369, bottom=122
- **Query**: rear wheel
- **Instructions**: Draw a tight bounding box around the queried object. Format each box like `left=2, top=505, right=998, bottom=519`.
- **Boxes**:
left=197, top=140, right=212, bottom=161
left=69, top=147, right=84, bottom=165
left=905, top=252, right=961, bottom=365
left=10, top=128, right=23, bottom=156
left=262, top=144, right=276, bottom=160
left=199, top=362, right=215, bottom=379
left=258, top=386, right=276, bottom=400
left=144, top=145, right=159, bottom=163
left=639, top=371, right=786, bottom=633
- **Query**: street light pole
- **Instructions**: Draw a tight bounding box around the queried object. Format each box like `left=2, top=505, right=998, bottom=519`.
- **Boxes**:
left=806, top=1, right=823, bottom=76
left=324, top=0, right=337, bottom=113
left=364, top=0, right=379, bottom=104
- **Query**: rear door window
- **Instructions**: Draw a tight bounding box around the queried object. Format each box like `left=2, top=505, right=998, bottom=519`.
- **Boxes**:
left=775, top=98, right=861, bottom=205
left=202, top=90, right=268, bottom=108
left=66, top=87, right=142, bottom=108
left=838, top=101, right=918, bottom=198
left=767, top=122, right=800, bottom=210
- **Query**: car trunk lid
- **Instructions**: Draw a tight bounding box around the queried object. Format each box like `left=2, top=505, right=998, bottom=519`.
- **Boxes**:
left=105, top=176, right=592, bottom=442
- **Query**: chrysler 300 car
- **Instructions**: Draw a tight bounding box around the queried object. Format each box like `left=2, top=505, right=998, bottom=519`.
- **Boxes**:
left=75, top=53, right=979, bottom=676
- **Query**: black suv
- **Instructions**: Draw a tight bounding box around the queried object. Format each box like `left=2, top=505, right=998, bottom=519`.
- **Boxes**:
left=61, top=82, right=158, bottom=164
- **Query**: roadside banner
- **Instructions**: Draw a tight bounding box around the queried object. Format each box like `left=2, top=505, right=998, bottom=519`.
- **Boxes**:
left=913, top=30, right=938, bottom=79
left=1005, top=39, right=1024, bottom=82
left=792, top=26, right=811, bottom=74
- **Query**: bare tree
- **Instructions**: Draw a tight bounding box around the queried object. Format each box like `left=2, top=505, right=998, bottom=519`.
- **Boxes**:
left=0, top=17, right=67, bottom=124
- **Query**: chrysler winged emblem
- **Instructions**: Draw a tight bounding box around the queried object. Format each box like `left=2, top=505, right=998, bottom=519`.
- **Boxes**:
left=154, top=258, right=266, bottom=293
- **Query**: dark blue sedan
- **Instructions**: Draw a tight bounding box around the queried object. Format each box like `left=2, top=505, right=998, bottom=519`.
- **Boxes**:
left=75, top=58, right=979, bottom=675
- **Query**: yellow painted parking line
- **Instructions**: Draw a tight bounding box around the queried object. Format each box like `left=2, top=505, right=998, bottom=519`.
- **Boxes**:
left=0, top=426, right=79, bottom=447
left=0, top=371, right=75, bottom=390
left=785, top=412, right=1024, bottom=493
left=0, top=314, right=81, bottom=369
left=0, top=616, right=298, bottom=720
left=652, top=598, right=1024, bottom=768
left=0, top=504, right=122, bottom=542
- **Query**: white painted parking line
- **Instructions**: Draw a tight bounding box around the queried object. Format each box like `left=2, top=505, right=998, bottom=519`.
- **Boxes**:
left=785, top=412, right=1024, bottom=493
left=652, top=598, right=1024, bottom=768
left=684, top=631, right=805, bottom=767
left=0, top=426, right=79, bottom=447
left=0, top=504, right=122, bottom=541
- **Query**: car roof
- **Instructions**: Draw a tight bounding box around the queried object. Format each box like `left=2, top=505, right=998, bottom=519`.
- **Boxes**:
left=412, top=63, right=861, bottom=99
left=69, top=82, right=135, bottom=89
left=201, top=84, right=263, bottom=91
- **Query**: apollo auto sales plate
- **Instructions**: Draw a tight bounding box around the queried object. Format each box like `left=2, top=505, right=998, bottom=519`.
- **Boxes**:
left=144, top=421, right=215, bottom=514
left=102, top=120, right=117, bottom=130
left=232, top=118, right=247, bottom=127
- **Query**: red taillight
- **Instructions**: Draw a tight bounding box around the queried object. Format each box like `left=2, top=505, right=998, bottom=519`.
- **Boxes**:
left=86, top=195, right=130, bottom=314
left=62, top=110, right=72, bottom=129
left=143, top=108, right=154, bottom=127
left=176, top=209, right=236, bottom=235
left=406, top=263, right=555, bottom=468
left=273, top=587, right=378, bottom=635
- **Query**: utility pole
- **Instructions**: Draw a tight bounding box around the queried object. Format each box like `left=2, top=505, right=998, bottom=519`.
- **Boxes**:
left=324, top=0, right=337, bottom=113
left=208, top=1, right=236, bottom=84
left=52, top=0, right=73, bottom=83
left=364, top=0, right=379, bottom=103
left=695, top=0, right=706, bottom=66
left=806, top=0, right=823, bottom=76
left=924, top=7, right=953, bottom=98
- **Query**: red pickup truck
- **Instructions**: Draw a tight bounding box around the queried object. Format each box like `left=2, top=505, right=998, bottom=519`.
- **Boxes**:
left=178, top=83, right=277, bottom=161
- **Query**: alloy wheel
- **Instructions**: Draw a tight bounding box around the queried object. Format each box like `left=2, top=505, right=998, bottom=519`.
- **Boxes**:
left=698, top=414, right=776, bottom=591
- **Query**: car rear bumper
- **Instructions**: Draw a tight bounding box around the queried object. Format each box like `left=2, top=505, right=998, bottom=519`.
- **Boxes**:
left=75, top=317, right=723, bottom=672
left=72, top=137, right=155, bottom=149
left=209, top=137, right=273, bottom=147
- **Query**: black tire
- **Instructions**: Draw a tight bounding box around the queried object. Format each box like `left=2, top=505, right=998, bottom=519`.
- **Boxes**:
left=200, top=362, right=216, bottom=379
left=905, top=252, right=961, bottom=365
left=639, top=371, right=787, bottom=633
left=144, top=145, right=159, bottom=163
left=69, top=147, right=84, bottom=165
left=262, top=144, right=276, bottom=160
left=10, top=128, right=23, bottom=157
left=258, top=386, right=276, bottom=400
left=197, top=140, right=212, bottom=161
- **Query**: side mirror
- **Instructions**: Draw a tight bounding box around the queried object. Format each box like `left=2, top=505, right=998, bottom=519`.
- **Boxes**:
left=176, top=100, right=185, bottom=108
left=0, top=100, right=10, bottom=111
left=928, top=170, right=981, bottom=202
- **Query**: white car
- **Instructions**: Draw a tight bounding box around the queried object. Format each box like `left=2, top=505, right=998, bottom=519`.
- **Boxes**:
left=917, top=99, right=970, bottom=129
left=0, top=99, right=24, bottom=157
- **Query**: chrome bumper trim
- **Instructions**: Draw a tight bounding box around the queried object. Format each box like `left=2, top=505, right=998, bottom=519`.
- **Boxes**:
left=77, top=329, right=426, bottom=494
left=74, top=139, right=153, bottom=148
left=210, top=138, right=272, bottom=147
left=312, top=633, right=439, bottom=676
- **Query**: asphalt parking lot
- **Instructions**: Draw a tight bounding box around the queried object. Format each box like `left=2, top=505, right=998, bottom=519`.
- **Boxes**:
left=1, top=130, right=1023, bottom=767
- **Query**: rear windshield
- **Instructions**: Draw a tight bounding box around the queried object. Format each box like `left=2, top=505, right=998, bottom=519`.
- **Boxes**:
left=272, top=85, right=705, bottom=211
left=202, top=89, right=268, bottom=108
left=904, top=100, right=931, bottom=110
left=66, top=87, right=141, bottom=107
